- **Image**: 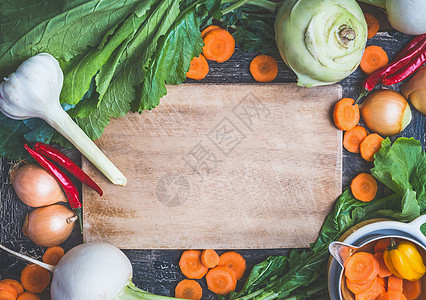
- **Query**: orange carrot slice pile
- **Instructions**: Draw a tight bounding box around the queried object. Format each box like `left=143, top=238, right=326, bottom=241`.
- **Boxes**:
left=179, top=250, right=209, bottom=279
left=201, top=249, right=220, bottom=269
left=218, top=251, right=247, bottom=280
left=20, top=264, right=50, bottom=294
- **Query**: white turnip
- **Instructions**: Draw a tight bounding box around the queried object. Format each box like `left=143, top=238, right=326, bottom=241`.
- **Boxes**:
left=0, top=242, right=179, bottom=300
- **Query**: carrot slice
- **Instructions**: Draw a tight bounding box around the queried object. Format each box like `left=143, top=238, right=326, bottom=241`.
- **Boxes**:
left=17, top=292, right=40, bottom=300
left=364, top=13, right=380, bottom=39
left=218, top=251, right=247, bottom=280
left=345, top=252, right=380, bottom=283
left=20, top=264, right=50, bottom=294
left=378, top=290, right=408, bottom=300
left=206, top=265, right=237, bottom=296
left=346, top=276, right=376, bottom=294
left=202, top=29, right=235, bottom=63
left=201, top=249, right=219, bottom=268
left=186, top=54, right=209, bottom=80
left=249, top=55, right=278, bottom=83
left=360, top=45, right=389, bottom=75
left=350, top=173, right=378, bottom=202
left=360, top=133, right=384, bottom=162
left=333, top=98, right=360, bottom=131
left=343, top=125, right=368, bottom=153
left=201, top=25, right=221, bottom=39
left=42, top=246, right=65, bottom=266
left=388, top=275, right=403, bottom=293
left=0, top=279, right=24, bottom=295
left=376, top=276, right=386, bottom=288
left=403, top=279, right=422, bottom=300
left=179, top=250, right=209, bottom=279
left=175, top=279, right=202, bottom=300
left=0, top=282, right=18, bottom=300
left=374, top=252, right=392, bottom=278
left=374, top=239, right=391, bottom=253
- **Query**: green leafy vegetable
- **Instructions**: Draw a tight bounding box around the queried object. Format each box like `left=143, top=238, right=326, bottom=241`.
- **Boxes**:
left=0, top=0, right=221, bottom=156
left=230, top=137, right=426, bottom=300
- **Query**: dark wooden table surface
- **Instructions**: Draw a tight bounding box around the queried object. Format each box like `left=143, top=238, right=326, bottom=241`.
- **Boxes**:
left=1, top=5, right=425, bottom=299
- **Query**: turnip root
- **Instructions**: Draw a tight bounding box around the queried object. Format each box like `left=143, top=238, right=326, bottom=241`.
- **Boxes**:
left=0, top=242, right=179, bottom=300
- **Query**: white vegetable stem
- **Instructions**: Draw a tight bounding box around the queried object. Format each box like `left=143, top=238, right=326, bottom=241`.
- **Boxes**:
left=0, top=243, right=55, bottom=272
left=0, top=53, right=127, bottom=186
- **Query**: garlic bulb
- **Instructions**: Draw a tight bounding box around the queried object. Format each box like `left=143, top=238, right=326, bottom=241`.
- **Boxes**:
left=0, top=53, right=126, bottom=185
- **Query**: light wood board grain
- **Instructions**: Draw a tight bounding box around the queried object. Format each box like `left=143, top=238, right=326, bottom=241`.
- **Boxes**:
left=82, top=83, right=343, bottom=249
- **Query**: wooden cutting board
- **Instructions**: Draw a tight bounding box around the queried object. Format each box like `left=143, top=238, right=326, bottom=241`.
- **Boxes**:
left=82, top=83, right=343, bottom=249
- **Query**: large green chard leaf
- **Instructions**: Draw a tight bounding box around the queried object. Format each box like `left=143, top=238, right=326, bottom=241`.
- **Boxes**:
left=0, top=0, right=141, bottom=77
left=60, top=0, right=159, bottom=105
left=371, top=137, right=426, bottom=213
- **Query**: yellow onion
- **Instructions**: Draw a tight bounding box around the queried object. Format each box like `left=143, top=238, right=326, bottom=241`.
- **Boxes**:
left=401, top=66, right=426, bottom=115
left=11, top=163, right=67, bottom=207
left=22, top=204, right=77, bottom=247
left=360, top=89, right=412, bottom=136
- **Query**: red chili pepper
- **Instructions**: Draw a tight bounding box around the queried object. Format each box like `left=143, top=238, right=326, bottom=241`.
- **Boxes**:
left=361, top=34, right=426, bottom=92
left=24, top=144, right=83, bottom=233
left=382, top=49, right=426, bottom=86
left=33, top=142, right=103, bottom=196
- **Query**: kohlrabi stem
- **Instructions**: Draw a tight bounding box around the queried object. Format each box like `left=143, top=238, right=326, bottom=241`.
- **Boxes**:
left=357, top=0, right=387, bottom=9
left=46, top=107, right=127, bottom=186
left=221, top=0, right=277, bottom=15
left=0, top=243, right=56, bottom=272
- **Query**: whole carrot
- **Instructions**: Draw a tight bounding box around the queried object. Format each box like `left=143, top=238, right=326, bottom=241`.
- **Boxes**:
left=33, top=142, right=103, bottom=196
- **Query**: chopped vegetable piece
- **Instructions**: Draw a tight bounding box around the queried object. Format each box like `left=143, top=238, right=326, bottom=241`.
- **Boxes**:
left=343, top=125, right=368, bottom=153
left=201, top=25, right=221, bottom=38
left=20, top=264, right=50, bottom=294
left=374, top=252, right=392, bottom=278
left=355, top=281, right=386, bottom=300
left=388, top=275, right=403, bottom=292
left=374, top=239, right=391, bottom=253
left=0, top=279, right=24, bottom=296
left=206, top=265, right=237, bottom=296
left=17, top=292, right=40, bottom=300
left=403, top=279, right=422, bottom=300
left=175, top=279, right=202, bottom=300
left=360, top=45, right=389, bottom=75
left=350, top=173, right=378, bottom=202
left=179, top=250, right=209, bottom=279
left=0, top=282, right=18, bottom=300
left=42, top=246, right=65, bottom=266
left=345, top=252, right=379, bottom=283
left=377, top=290, right=408, bottom=300
left=186, top=55, right=209, bottom=80
left=201, top=249, right=219, bottom=269
left=364, top=13, right=379, bottom=39
left=249, top=55, right=278, bottom=82
left=218, top=251, right=247, bottom=280
left=360, top=133, right=384, bottom=162
left=333, top=98, right=360, bottom=131
left=346, top=276, right=376, bottom=294
left=202, top=29, right=235, bottom=63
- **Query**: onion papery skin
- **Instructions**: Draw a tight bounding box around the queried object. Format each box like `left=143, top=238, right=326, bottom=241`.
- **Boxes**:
left=401, top=66, right=426, bottom=116
left=360, top=89, right=412, bottom=136
left=274, top=0, right=367, bottom=87
left=22, top=204, right=76, bottom=247
left=11, top=163, right=67, bottom=207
